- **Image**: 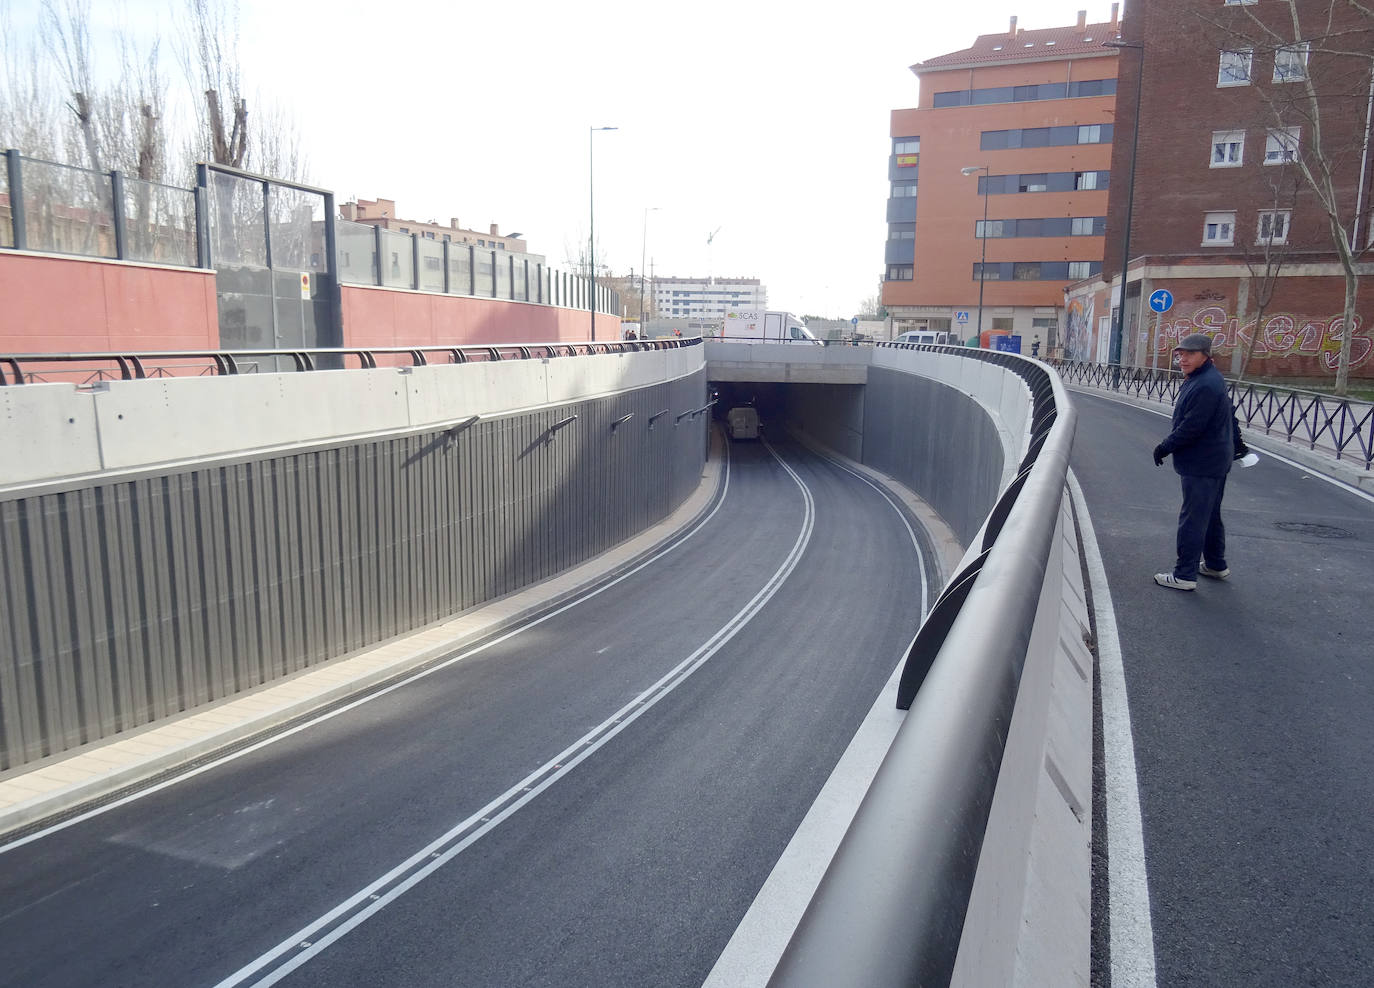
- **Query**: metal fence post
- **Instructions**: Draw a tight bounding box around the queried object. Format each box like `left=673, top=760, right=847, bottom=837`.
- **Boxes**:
left=110, top=170, right=127, bottom=260
left=323, top=190, right=343, bottom=347
left=194, top=162, right=212, bottom=268
left=371, top=224, right=382, bottom=286
left=6, top=150, right=27, bottom=250
left=411, top=232, right=420, bottom=290
left=442, top=239, right=451, bottom=294
left=467, top=245, right=475, bottom=295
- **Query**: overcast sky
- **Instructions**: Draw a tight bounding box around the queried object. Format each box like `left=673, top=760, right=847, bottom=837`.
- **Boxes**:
left=11, top=0, right=1122, bottom=318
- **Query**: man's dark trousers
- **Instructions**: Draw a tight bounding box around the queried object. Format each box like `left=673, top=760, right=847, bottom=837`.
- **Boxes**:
left=1176, top=473, right=1228, bottom=581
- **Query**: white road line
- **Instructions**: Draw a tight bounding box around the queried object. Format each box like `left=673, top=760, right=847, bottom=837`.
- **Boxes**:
left=1067, top=468, right=1159, bottom=988
left=805, top=448, right=930, bottom=619
left=2, top=443, right=739, bottom=855
left=213, top=439, right=818, bottom=987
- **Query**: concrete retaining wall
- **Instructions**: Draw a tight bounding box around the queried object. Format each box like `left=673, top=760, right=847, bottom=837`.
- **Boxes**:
left=0, top=350, right=708, bottom=771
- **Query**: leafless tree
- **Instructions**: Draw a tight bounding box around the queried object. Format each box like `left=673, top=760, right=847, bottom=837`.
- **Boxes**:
left=1203, top=0, right=1374, bottom=393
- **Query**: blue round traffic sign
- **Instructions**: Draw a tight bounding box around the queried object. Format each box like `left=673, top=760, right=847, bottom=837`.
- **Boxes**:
left=1149, top=289, right=1174, bottom=313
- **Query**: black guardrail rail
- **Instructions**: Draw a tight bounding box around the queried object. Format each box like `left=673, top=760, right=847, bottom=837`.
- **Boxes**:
left=0, top=338, right=704, bottom=386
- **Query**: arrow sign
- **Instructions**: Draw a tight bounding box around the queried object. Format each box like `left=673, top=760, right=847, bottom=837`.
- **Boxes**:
left=1149, top=289, right=1174, bottom=313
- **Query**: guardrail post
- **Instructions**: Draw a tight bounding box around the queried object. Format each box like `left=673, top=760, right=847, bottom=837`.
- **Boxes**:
left=6, top=150, right=27, bottom=250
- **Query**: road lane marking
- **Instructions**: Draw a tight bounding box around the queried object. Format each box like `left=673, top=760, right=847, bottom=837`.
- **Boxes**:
left=1068, top=468, right=1159, bottom=988
left=212, top=439, right=817, bottom=987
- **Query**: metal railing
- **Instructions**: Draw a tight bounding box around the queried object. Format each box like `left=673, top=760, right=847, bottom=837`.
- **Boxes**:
left=1051, top=358, right=1374, bottom=470
left=0, top=338, right=701, bottom=387
left=773, top=346, right=1076, bottom=984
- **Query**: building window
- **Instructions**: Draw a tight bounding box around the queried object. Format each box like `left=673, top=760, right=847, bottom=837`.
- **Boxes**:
left=1265, top=126, right=1300, bottom=163
left=1077, top=124, right=1102, bottom=143
left=887, top=265, right=913, bottom=281
left=1019, top=174, right=1048, bottom=192
left=1075, top=171, right=1099, bottom=190
left=1068, top=261, right=1093, bottom=279
left=1224, top=0, right=1258, bottom=5
left=1203, top=211, right=1236, bottom=245
left=975, top=220, right=1005, bottom=238
left=1071, top=217, right=1096, bottom=235
left=891, top=182, right=918, bottom=197
left=1274, top=44, right=1310, bottom=82
left=1218, top=49, right=1253, bottom=86
left=894, top=137, right=920, bottom=154
left=1257, top=209, right=1291, bottom=244
left=973, top=263, right=1002, bottom=281
left=1013, top=262, right=1041, bottom=280
left=992, top=317, right=1014, bottom=331
left=1211, top=130, right=1245, bottom=167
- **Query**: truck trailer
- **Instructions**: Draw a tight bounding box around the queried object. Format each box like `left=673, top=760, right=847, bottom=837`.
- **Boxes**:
left=715, top=310, right=821, bottom=344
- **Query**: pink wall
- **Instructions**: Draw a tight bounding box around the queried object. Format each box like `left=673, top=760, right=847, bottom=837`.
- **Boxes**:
left=0, top=253, right=219, bottom=352
left=339, top=284, right=618, bottom=349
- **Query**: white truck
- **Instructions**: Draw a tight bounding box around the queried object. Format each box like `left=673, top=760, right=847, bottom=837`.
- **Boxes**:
left=716, top=310, right=821, bottom=344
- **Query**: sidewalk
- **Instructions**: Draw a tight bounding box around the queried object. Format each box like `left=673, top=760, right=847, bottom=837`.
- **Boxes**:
left=0, top=436, right=727, bottom=842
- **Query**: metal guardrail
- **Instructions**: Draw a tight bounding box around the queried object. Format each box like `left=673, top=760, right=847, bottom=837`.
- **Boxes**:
left=0, top=338, right=703, bottom=386
left=772, top=345, right=1076, bottom=984
left=1051, top=358, right=1374, bottom=470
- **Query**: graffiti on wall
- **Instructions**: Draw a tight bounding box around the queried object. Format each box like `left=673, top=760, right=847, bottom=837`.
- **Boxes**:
left=1064, top=296, right=1095, bottom=362
left=1148, top=306, right=1371, bottom=372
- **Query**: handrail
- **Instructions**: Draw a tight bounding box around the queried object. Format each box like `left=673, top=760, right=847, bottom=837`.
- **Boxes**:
left=1050, top=357, right=1373, bottom=469
left=0, top=338, right=704, bottom=386
left=771, top=348, right=1077, bottom=985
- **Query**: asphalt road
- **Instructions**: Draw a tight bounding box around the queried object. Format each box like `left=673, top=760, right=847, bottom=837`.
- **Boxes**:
left=1071, top=391, right=1374, bottom=986
left=0, top=435, right=933, bottom=988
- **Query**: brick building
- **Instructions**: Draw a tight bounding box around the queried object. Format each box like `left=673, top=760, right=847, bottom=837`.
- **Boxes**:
left=882, top=7, right=1121, bottom=349
left=1067, top=0, right=1374, bottom=382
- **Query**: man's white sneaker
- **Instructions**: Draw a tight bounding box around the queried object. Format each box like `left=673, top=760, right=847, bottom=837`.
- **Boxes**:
left=1154, top=572, right=1197, bottom=591
left=1198, top=563, right=1230, bottom=580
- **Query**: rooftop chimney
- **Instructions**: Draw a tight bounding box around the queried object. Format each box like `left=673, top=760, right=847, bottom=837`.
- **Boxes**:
left=450, top=218, right=461, bottom=229
left=1110, top=2, right=1119, bottom=27
left=1077, top=9, right=1087, bottom=29
left=1009, top=15, right=1017, bottom=36
left=489, top=223, right=500, bottom=236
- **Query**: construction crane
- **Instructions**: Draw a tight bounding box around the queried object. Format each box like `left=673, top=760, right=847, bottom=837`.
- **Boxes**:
left=707, top=227, right=722, bottom=285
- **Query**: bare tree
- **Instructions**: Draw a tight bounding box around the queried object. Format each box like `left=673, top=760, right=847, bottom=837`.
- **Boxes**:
left=0, top=5, right=61, bottom=158
left=1204, top=0, right=1374, bottom=393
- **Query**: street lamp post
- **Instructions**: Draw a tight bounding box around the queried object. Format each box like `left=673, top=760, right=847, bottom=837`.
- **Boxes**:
left=589, top=125, right=618, bottom=341
left=640, top=206, right=659, bottom=338
left=1104, top=40, right=1144, bottom=380
left=961, top=165, right=990, bottom=343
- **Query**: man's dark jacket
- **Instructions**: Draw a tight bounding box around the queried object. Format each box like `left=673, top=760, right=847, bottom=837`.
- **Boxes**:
left=1159, top=359, right=1235, bottom=477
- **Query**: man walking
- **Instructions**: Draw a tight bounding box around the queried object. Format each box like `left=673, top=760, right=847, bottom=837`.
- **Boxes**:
left=1152, top=333, right=1246, bottom=591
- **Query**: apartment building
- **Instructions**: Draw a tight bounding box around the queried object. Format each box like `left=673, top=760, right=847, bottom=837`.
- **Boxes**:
left=882, top=7, right=1121, bottom=349
left=1067, top=0, right=1374, bottom=382
left=650, top=276, right=767, bottom=335
left=339, top=198, right=539, bottom=260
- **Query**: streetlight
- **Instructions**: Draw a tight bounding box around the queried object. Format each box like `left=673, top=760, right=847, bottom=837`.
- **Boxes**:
left=961, top=164, right=990, bottom=344
left=641, top=206, right=659, bottom=338
left=1104, top=39, right=1144, bottom=379
left=589, top=125, right=618, bottom=341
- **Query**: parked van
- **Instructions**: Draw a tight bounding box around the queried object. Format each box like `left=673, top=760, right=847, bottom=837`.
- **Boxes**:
left=726, top=406, right=761, bottom=440
left=895, top=330, right=956, bottom=345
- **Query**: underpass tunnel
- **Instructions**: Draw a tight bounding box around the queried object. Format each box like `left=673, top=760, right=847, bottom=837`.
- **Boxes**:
left=710, top=379, right=868, bottom=462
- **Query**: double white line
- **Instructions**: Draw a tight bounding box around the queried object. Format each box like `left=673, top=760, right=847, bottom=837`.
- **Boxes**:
left=216, top=439, right=817, bottom=987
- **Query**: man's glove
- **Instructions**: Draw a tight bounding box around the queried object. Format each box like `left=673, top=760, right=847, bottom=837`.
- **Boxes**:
left=1153, top=443, right=1168, bottom=466
left=1234, top=441, right=1251, bottom=460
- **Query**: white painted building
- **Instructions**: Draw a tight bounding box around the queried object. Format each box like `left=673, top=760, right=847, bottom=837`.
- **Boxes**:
left=650, top=277, right=767, bottom=335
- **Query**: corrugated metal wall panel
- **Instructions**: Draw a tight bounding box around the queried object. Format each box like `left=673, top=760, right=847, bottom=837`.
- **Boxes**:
left=0, top=371, right=708, bottom=771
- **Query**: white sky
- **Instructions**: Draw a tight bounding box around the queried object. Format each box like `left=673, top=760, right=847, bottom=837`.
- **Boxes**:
left=9, top=0, right=1122, bottom=318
